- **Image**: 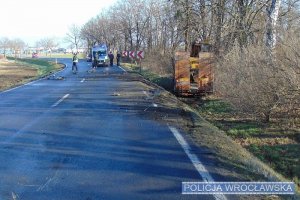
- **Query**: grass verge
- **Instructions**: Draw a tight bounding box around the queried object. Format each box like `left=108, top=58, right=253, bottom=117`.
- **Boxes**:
left=7, top=57, right=64, bottom=76
left=0, top=57, right=64, bottom=91
left=122, top=62, right=173, bottom=91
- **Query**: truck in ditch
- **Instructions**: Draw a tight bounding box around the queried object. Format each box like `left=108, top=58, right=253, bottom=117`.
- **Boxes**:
left=174, top=41, right=214, bottom=96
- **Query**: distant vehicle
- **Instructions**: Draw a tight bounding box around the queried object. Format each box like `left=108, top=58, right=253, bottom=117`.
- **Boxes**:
left=57, top=48, right=66, bottom=53
left=32, top=52, right=38, bottom=58
left=91, top=44, right=109, bottom=67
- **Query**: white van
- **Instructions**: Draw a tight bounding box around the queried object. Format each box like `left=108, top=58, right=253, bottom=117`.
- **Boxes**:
left=91, top=44, right=109, bottom=67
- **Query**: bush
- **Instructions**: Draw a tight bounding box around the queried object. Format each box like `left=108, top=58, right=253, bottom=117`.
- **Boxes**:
left=143, top=49, right=173, bottom=75
left=215, top=41, right=299, bottom=125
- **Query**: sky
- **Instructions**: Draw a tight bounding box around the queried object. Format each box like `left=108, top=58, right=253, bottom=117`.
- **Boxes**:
left=0, top=0, right=117, bottom=46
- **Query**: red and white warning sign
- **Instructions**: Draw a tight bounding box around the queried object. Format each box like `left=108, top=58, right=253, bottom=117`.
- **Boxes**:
left=129, top=51, right=135, bottom=59
left=122, top=51, right=128, bottom=57
left=137, top=51, right=144, bottom=59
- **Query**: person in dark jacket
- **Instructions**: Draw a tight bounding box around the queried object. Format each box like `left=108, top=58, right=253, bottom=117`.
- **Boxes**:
left=116, top=51, right=121, bottom=66
left=108, top=51, right=114, bottom=66
left=93, top=52, right=98, bottom=68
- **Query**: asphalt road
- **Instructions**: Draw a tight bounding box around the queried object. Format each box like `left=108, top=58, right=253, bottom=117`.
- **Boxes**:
left=0, top=59, right=228, bottom=200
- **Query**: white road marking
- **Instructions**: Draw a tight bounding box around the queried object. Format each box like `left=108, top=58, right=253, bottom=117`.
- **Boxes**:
left=51, top=94, right=69, bottom=108
left=143, top=91, right=148, bottom=96
left=168, top=126, right=228, bottom=200
left=37, top=170, right=59, bottom=191
left=81, top=78, right=85, bottom=83
left=11, top=192, right=18, bottom=200
left=118, top=65, right=126, bottom=72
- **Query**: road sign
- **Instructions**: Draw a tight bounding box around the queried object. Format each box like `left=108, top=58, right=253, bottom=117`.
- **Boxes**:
left=129, top=51, right=135, bottom=59
left=122, top=51, right=128, bottom=57
left=137, top=51, right=144, bottom=59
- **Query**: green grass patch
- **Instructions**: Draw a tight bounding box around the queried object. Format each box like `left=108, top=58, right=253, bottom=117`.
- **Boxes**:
left=122, top=62, right=173, bottom=91
left=225, top=122, right=262, bottom=138
left=195, top=97, right=300, bottom=190
left=121, top=62, right=140, bottom=71
left=248, top=144, right=300, bottom=187
left=196, top=98, right=263, bottom=138
left=199, top=99, right=233, bottom=114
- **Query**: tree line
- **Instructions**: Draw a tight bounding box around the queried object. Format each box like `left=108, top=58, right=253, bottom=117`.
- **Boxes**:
left=0, top=37, right=26, bottom=56
left=79, top=0, right=297, bottom=54
left=79, top=0, right=299, bottom=124
left=1, top=0, right=299, bottom=124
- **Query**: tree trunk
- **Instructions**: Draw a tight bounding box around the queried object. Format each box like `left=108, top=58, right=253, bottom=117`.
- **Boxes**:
left=214, top=0, right=225, bottom=56
left=184, top=0, right=190, bottom=52
left=237, top=0, right=247, bottom=49
left=263, top=112, right=271, bottom=123
left=265, top=0, right=282, bottom=52
left=200, top=0, right=207, bottom=40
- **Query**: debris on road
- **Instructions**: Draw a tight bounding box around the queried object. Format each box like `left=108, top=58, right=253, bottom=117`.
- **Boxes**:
left=47, top=75, right=65, bottom=80
left=87, top=68, right=96, bottom=73
left=111, top=92, right=121, bottom=96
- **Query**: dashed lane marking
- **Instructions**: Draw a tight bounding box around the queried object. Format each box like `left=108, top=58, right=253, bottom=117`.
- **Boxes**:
left=51, top=94, right=69, bottom=108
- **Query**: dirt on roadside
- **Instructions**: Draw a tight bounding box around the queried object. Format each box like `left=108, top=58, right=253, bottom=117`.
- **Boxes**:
left=0, top=59, right=38, bottom=91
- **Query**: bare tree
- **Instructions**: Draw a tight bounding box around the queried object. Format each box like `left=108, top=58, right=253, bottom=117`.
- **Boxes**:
left=9, top=38, right=26, bottom=59
left=65, top=24, right=82, bottom=53
left=36, top=37, right=58, bottom=57
left=0, top=37, right=11, bottom=57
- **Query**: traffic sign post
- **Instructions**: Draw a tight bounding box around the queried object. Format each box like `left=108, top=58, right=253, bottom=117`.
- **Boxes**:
left=128, top=51, right=135, bottom=68
left=123, top=50, right=145, bottom=73
left=129, top=51, right=135, bottom=59
left=136, top=51, right=144, bottom=73
left=137, top=51, right=144, bottom=59
left=122, top=51, right=128, bottom=57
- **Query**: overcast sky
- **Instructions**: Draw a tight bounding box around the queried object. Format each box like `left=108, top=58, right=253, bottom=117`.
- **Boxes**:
left=0, top=0, right=116, bottom=46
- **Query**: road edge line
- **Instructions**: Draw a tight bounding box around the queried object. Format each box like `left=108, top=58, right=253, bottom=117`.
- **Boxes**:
left=168, top=126, right=228, bottom=200
left=118, top=65, right=126, bottom=72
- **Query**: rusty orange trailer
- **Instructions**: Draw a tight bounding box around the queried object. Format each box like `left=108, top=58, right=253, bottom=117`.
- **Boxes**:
left=174, top=43, right=214, bottom=96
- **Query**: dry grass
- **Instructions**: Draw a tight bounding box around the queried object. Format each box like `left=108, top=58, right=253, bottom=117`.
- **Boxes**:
left=146, top=80, right=300, bottom=199
left=0, top=58, right=64, bottom=91
left=124, top=66, right=299, bottom=198
left=0, top=60, right=37, bottom=91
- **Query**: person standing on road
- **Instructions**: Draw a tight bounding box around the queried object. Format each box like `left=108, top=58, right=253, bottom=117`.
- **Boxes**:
left=93, top=52, right=98, bottom=69
left=116, top=51, right=121, bottom=66
left=72, top=52, right=79, bottom=73
left=108, top=51, right=114, bottom=66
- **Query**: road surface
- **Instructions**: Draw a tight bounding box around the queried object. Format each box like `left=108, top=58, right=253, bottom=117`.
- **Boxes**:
left=0, top=59, right=232, bottom=200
